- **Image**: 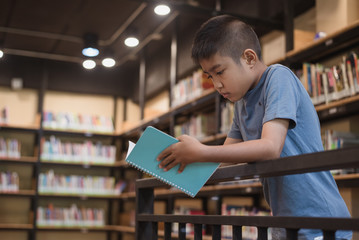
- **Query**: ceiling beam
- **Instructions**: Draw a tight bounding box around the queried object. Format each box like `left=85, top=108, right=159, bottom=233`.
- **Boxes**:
left=0, top=2, right=148, bottom=47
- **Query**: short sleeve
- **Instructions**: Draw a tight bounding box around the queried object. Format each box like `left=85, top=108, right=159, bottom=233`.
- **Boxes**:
left=263, top=67, right=300, bottom=129
left=227, top=102, right=243, bottom=139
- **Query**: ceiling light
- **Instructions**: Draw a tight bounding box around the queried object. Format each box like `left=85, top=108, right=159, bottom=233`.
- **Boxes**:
left=82, top=59, right=96, bottom=69
left=82, top=33, right=99, bottom=57
left=82, top=47, right=99, bottom=57
left=124, top=37, right=139, bottom=47
left=154, top=4, right=171, bottom=15
left=0, top=50, right=3, bottom=58
left=102, top=57, right=116, bottom=68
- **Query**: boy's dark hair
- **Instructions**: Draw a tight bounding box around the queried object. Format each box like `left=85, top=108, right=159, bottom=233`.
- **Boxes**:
left=191, top=15, right=262, bottom=64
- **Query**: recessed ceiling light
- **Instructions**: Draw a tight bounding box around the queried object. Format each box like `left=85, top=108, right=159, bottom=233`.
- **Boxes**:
left=154, top=4, right=171, bottom=15
left=82, top=59, right=96, bottom=69
left=102, top=58, right=116, bottom=68
left=124, top=37, right=139, bottom=47
left=82, top=33, right=99, bottom=57
left=0, top=50, right=3, bottom=58
left=82, top=47, right=99, bottom=57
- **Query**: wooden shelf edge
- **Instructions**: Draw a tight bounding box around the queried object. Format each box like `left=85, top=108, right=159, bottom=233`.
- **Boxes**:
left=42, top=128, right=117, bottom=137
left=315, top=94, right=359, bottom=112
left=0, top=223, right=33, bottom=230
left=0, top=156, right=37, bottom=163
left=0, top=190, right=36, bottom=196
left=109, top=225, right=135, bottom=232
left=286, top=20, right=359, bottom=58
left=0, top=123, right=39, bottom=131
left=38, top=193, right=123, bottom=199
left=40, top=159, right=126, bottom=168
left=36, top=225, right=135, bottom=232
left=333, top=173, right=359, bottom=180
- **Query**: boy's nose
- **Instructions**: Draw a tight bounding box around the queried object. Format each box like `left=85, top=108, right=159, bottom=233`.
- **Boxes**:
left=212, top=78, right=223, bottom=89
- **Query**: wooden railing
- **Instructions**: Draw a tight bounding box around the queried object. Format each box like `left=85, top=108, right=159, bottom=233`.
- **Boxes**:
left=135, top=147, right=359, bottom=240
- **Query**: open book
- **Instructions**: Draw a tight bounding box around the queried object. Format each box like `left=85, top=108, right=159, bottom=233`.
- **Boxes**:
left=125, top=126, right=220, bottom=197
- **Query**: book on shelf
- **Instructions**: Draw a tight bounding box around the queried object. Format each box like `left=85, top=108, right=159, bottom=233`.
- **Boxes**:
left=323, top=129, right=359, bottom=151
left=174, top=113, right=216, bottom=140
left=221, top=101, right=234, bottom=134
left=0, top=106, right=8, bottom=124
left=0, top=171, right=19, bottom=192
left=37, top=203, right=105, bottom=227
left=38, top=170, right=125, bottom=195
left=297, top=51, right=359, bottom=106
left=171, top=69, right=214, bottom=108
left=221, top=203, right=271, bottom=240
left=322, top=130, right=359, bottom=175
left=42, top=111, right=114, bottom=133
left=40, top=136, right=116, bottom=164
left=125, top=126, right=220, bottom=197
left=0, top=137, right=21, bottom=159
left=172, top=206, right=206, bottom=235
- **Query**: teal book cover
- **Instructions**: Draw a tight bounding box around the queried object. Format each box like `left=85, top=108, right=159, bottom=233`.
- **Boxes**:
left=125, top=126, right=219, bottom=197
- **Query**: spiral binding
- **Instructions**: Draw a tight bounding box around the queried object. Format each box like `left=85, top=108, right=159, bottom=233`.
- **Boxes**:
left=127, top=161, right=195, bottom=197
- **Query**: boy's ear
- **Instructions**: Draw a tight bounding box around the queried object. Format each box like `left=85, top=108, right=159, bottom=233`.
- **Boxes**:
left=243, top=49, right=257, bottom=66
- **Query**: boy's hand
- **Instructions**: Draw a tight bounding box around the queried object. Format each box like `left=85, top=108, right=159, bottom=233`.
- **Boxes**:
left=157, top=135, right=206, bottom=173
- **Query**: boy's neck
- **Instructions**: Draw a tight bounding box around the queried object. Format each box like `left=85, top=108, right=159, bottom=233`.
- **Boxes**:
left=251, top=61, right=268, bottom=90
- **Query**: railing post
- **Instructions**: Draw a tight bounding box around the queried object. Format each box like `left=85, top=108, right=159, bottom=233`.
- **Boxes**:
left=152, top=222, right=158, bottom=239
left=178, top=223, right=186, bottom=240
left=286, top=228, right=298, bottom=239
left=323, top=230, right=336, bottom=240
left=212, top=224, right=221, bottom=240
left=194, top=224, right=203, bottom=240
left=233, top=225, right=243, bottom=240
left=257, top=227, right=268, bottom=240
left=136, top=187, right=155, bottom=240
left=164, top=222, right=172, bottom=240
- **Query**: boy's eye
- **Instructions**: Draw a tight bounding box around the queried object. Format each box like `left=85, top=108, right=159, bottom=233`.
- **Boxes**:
left=216, top=70, right=224, bottom=75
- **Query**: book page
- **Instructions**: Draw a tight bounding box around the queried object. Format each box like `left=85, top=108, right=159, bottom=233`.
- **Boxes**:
left=125, top=141, right=136, bottom=160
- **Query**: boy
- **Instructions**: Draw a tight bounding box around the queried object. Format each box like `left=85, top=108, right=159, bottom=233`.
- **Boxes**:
left=157, top=15, right=352, bottom=239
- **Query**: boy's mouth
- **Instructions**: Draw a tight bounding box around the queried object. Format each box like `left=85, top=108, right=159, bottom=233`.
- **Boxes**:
left=221, top=92, right=229, bottom=98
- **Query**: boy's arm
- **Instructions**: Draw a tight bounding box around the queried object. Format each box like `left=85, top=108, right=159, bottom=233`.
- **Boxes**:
left=223, top=137, right=243, bottom=145
left=157, top=118, right=289, bottom=173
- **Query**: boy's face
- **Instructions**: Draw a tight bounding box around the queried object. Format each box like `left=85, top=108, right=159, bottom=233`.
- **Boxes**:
left=200, top=53, right=257, bottom=102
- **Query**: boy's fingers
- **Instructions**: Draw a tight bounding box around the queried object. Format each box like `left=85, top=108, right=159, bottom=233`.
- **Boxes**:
left=178, top=164, right=186, bottom=173
left=157, top=146, right=171, bottom=161
left=163, top=159, right=179, bottom=172
left=158, top=154, right=175, bottom=169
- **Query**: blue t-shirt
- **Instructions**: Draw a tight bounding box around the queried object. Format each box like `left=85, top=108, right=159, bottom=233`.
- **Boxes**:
left=227, top=64, right=351, bottom=239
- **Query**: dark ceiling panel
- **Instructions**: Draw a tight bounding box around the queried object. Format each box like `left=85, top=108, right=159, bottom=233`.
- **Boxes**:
left=0, top=0, right=316, bottom=100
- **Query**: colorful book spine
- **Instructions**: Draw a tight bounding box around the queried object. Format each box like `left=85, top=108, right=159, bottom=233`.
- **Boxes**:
left=297, top=51, right=359, bottom=106
left=0, top=171, right=19, bottom=192
left=42, top=111, right=114, bottom=133
left=174, top=113, right=216, bottom=140
left=38, top=170, right=125, bottom=195
left=221, top=101, right=234, bottom=134
left=0, top=137, right=21, bottom=158
left=37, top=203, right=105, bottom=227
left=171, top=69, right=214, bottom=108
left=322, top=129, right=359, bottom=175
left=40, top=136, right=116, bottom=164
